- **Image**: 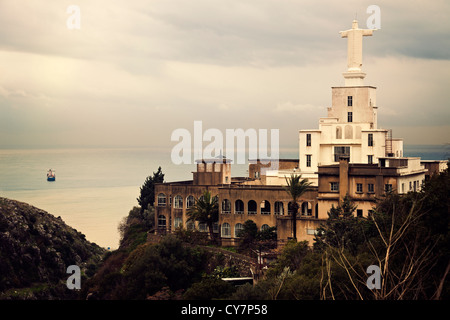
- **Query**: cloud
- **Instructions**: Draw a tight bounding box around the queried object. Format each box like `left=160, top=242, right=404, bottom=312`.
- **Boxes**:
left=274, top=102, right=324, bottom=113
left=0, top=0, right=448, bottom=149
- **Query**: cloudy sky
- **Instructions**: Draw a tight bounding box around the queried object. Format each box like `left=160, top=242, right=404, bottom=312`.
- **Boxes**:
left=0, top=0, right=449, bottom=153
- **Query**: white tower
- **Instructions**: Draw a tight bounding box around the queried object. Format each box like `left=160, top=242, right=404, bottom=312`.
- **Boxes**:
left=297, top=20, right=403, bottom=185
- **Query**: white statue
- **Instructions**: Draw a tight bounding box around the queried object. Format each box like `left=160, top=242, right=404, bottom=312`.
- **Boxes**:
left=340, top=20, right=374, bottom=72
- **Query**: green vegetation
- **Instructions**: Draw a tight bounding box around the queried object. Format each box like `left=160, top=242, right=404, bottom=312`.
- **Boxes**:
left=0, top=197, right=105, bottom=300
left=137, top=166, right=164, bottom=212
left=82, top=166, right=448, bottom=300
left=284, top=174, right=313, bottom=241
left=237, top=220, right=277, bottom=256
left=187, top=190, right=219, bottom=243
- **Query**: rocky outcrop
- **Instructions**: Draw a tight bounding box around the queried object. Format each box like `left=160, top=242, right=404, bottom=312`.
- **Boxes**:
left=0, top=197, right=105, bottom=299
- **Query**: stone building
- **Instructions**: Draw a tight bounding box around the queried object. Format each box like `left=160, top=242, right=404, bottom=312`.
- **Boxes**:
left=317, top=156, right=428, bottom=218
left=154, top=157, right=321, bottom=246
left=154, top=20, right=446, bottom=247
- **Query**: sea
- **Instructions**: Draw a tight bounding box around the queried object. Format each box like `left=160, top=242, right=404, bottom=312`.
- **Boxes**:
left=0, top=145, right=448, bottom=249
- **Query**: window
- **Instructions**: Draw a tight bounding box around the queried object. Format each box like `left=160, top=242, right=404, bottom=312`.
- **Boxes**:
left=368, top=133, right=373, bottom=146
left=157, top=215, right=166, bottom=228
left=288, top=202, right=294, bottom=215
left=186, top=195, right=195, bottom=208
left=157, top=193, right=167, bottom=207
left=222, top=199, right=231, bottom=214
left=385, top=184, right=393, bottom=193
left=260, top=200, right=271, bottom=215
left=334, top=146, right=350, bottom=162
left=186, top=221, right=195, bottom=231
left=357, top=209, right=363, bottom=217
left=274, top=201, right=284, bottom=215
left=260, top=224, right=270, bottom=231
left=235, top=223, right=244, bottom=237
left=368, top=183, right=374, bottom=193
left=174, top=195, right=183, bottom=209
left=198, top=223, right=208, bottom=232
left=174, top=217, right=182, bottom=229
left=221, top=223, right=231, bottom=238
left=347, top=96, right=353, bottom=106
left=248, top=200, right=257, bottom=214
left=306, top=228, right=318, bottom=235
left=413, top=181, right=417, bottom=192
left=330, top=182, right=339, bottom=192
left=336, top=126, right=342, bottom=139
left=235, top=200, right=244, bottom=214
left=402, top=183, right=405, bottom=193
left=301, top=202, right=308, bottom=215
left=306, top=134, right=311, bottom=146
left=306, top=154, right=311, bottom=167
left=348, top=112, right=353, bottom=122
left=356, top=183, right=363, bottom=193
left=368, top=155, right=373, bottom=164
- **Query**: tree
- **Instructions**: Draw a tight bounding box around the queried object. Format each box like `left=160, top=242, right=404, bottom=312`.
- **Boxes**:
left=183, top=278, right=236, bottom=300
left=313, top=169, right=450, bottom=300
left=137, top=167, right=164, bottom=212
left=122, top=235, right=207, bottom=299
left=283, top=174, right=313, bottom=241
left=236, top=220, right=277, bottom=277
left=186, top=190, right=219, bottom=243
left=314, top=194, right=370, bottom=255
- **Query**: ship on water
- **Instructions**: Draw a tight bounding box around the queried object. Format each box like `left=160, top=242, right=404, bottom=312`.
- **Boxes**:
left=47, top=169, right=55, bottom=181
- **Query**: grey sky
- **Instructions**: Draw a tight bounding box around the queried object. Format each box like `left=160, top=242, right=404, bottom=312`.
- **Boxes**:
left=0, top=0, right=449, bottom=151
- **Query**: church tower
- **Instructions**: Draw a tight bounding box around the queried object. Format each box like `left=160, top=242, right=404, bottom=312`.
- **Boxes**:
left=298, top=20, right=403, bottom=186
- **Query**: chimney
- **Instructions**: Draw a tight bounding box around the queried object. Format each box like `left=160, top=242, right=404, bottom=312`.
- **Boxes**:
left=339, top=155, right=349, bottom=202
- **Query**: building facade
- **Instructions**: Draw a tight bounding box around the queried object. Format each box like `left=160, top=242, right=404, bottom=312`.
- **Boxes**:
left=153, top=20, right=445, bottom=247
left=317, top=156, right=427, bottom=219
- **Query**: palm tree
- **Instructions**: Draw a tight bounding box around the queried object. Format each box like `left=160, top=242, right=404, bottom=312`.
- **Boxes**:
left=187, top=190, right=219, bottom=243
left=284, top=174, right=313, bottom=241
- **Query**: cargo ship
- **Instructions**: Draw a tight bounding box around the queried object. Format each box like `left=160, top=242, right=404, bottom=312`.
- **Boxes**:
left=47, top=169, right=56, bottom=181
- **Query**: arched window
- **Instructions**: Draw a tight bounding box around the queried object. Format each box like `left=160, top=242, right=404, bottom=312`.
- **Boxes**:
left=157, top=215, right=166, bottom=228
left=234, top=223, right=244, bottom=238
left=274, top=201, right=284, bottom=215
left=198, top=223, right=208, bottom=232
left=288, top=202, right=294, bottom=215
left=248, top=200, right=257, bottom=215
left=186, top=195, right=195, bottom=208
left=235, top=200, right=244, bottom=214
left=336, top=126, right=342, bottom=139
left=261, top=200, right=271, bottom=215
left=157, top=193, right=167, bottom=207
left=222, top=199, right=231, bottom=214
left=174, top=217, right=182, bottom=229
left=301, top=202, right=312, bottom=215
left=186, top=221, right=195, bottom=231
left=260, top=224, right=270, bottom=231
left=174, top=195, right=183, bottom=209
left=221, top=223, right=231, bottom=237
left=345, top=125, right=353, bottom=139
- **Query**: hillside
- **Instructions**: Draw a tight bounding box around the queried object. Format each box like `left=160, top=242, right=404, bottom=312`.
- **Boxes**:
left=0, top=197, right=106, bottom=299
